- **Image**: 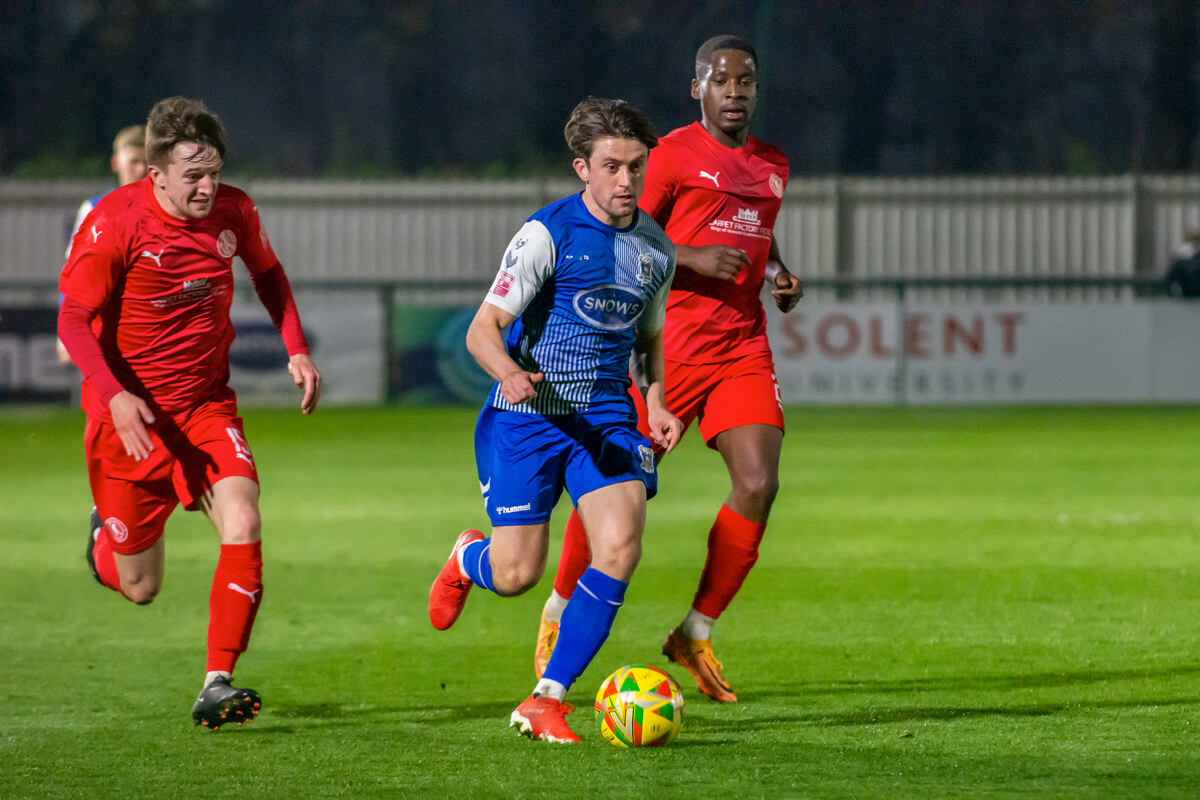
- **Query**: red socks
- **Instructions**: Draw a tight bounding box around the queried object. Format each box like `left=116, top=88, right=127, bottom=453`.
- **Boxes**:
left=692, top=504, right=766, bottom=620
left=553, top=509, right=592, bottom=599
left=206, top=541, right=263, bottom=673
left=553, top=503, right=766, bottom=621
left=91, top=529, right=123, bottom=594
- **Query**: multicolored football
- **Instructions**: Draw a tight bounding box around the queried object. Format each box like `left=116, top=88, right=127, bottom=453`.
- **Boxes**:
left=594, top=664, right=684, bottom=747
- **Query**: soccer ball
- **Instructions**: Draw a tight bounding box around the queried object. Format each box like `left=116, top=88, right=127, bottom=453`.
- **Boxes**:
left=594, top=664, right=684, bottom=747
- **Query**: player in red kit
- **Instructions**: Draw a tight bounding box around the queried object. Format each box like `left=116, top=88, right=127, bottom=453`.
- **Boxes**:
left=534, top=35, right=803, bottom=702
left=57, top=97, right=321, bottom=730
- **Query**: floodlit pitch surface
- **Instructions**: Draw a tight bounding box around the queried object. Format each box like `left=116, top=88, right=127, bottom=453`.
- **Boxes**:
left=3, top=405, right=1199, bottom=798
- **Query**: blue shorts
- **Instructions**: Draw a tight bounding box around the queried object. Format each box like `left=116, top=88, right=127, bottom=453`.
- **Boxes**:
left=474, top=402, right=658, bottom=527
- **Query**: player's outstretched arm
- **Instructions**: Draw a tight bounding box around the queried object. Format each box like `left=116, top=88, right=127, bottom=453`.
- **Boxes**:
left=634, top=327, right=683, bottom=453
left=287, top=354, right=321, bottom=414
left=466, top=302, right=543, bottom=405
left=675, top=244, right=749, bottom=281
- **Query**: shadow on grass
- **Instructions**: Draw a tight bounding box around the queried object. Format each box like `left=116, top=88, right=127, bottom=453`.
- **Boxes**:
left=758, top=661, right=1200, bottom=698
left=713, top=695, right=1195, bottom=731
left=250, top=663, right=1200, bottom=739
left=271, top=700, right=521, bottom=723
left=705, top=662, right=1200, bottom=729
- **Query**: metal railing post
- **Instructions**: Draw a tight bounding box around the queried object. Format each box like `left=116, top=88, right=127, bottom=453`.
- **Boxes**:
left=895, top=279, right=908, bottom=406
left=382, top=282, right=396, bottom=401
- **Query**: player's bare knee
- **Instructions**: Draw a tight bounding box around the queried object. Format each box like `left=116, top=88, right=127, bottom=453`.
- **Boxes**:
left=593, top=536, right=641, bottom=581
left=218, top=504, right=261, bottom=544
left=494, top=572, right=539, bottom=597
left=735, top=470, right=779, bottom=508
left=492, top=562, right=541, bottom=596
left=123, top=579, right=161, bottom=605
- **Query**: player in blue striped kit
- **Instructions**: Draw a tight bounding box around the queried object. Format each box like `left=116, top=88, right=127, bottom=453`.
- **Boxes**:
left=428, top=97, right=683, bottom=743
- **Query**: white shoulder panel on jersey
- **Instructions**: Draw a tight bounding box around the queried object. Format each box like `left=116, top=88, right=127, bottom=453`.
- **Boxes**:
left=635, top=222, right=676, bottom=334
left=638, top=270, right=673, bottom=334
left=484, top=220, right=556, bottom=317
left=66, top=198, right=96, bottom=259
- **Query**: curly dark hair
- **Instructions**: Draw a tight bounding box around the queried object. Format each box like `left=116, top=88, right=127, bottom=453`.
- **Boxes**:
left=695, top=35, right=758, bottom=79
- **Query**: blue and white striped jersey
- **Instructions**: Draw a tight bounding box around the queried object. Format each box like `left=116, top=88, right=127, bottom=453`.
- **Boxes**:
left=483, top=192, right=675, bottom=415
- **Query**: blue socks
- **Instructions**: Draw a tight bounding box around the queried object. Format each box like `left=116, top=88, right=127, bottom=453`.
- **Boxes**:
left=459, top=537, right=495, bottom=593
left=460, top=545, right=627, bottom=694
left=542, top=568, right=628, bottom=691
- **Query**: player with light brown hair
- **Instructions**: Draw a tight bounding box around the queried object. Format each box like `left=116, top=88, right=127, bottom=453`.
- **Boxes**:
left=429, top=97, right=681, bottom=743
left=59, top=96, right=320, bottom=730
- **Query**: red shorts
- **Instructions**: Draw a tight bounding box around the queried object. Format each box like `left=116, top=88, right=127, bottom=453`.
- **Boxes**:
left=633, top=350, right=785, bottom=451
left=85, top=395, right=259, bottom=555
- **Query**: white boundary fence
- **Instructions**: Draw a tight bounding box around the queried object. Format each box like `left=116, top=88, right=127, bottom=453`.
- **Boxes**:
left=4, top=176, right=1198, bottom=406
left=5, top=175, right=1200, bottom=302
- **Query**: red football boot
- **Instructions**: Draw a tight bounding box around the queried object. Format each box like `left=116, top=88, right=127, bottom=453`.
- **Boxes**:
left=428, top=529, right=484, bottom=630
left=509, top=694, right=580, bottom=743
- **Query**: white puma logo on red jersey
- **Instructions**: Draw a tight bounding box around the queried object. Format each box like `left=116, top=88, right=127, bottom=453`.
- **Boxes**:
left=699, top=171, right=721, bottom=187
left=91, top=226, right=102, bottom=243
left=141, top=249, right=164, bottom=267
left=228, top=583, right=260, bottom=604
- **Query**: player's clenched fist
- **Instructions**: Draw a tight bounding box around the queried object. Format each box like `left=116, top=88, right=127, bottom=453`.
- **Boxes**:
left=687, top=244, right=750, bottom=281
left=499, top=370, right=544, bottom=405
left=771, top=267, right=803, bottom=313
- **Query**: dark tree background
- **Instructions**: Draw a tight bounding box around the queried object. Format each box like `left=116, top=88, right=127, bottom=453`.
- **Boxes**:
left=2, top=1, right=1198, bottom=178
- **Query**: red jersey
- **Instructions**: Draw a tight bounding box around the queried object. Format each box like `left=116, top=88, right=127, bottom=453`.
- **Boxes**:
left=639, top=122, right=789, bottom=364
left=59, top=177, right=290, bottom=419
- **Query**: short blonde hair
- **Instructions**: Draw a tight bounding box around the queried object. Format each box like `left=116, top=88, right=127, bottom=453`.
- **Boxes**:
left=112, top=125, right=145, bottom=154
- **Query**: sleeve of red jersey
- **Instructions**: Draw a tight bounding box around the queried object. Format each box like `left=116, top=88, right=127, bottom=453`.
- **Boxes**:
left=57, top=298, right=125, bottom=404
left=59, top=209, right=127, bottom=309
left=235, top=193, right=282, bottom=276
left=638, top=144, right=679, bottom=226
left=237, top=195, right=309, bottom=356
left=250, top=267, right=309, bottom=356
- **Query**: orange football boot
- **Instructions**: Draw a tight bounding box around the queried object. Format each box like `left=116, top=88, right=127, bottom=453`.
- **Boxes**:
left=662, top=626, right=737, bottom=703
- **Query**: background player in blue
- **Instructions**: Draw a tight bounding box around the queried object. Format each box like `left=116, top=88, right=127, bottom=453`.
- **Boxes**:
left=428, top=97, right=684, bottom=744
left=58, top=125, right=147, bottom=365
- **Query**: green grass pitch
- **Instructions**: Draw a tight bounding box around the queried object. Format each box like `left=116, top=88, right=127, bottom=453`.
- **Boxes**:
left=3, top=405, right=1199, bottom=798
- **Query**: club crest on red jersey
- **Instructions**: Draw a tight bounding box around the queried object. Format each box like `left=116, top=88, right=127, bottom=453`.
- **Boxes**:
left=769, top=174, right=784, bottom=198
left=105, top=516, right=130, bottom=543
left=218, top=229, right=237, bottom=258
